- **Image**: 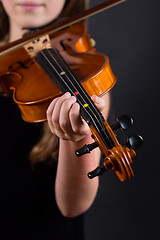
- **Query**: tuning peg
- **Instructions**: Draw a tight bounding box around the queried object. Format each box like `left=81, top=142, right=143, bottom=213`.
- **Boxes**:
left=88, top=165, right=106, bottom=179
left=75, top=142, right=99, bottom=157
left=111, top=115, right=133, bottom=131
left=125, top=135, right=143, bottom=150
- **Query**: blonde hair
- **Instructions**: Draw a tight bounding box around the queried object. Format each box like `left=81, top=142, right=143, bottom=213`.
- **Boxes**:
left=0, top=0, right=89, bottom=164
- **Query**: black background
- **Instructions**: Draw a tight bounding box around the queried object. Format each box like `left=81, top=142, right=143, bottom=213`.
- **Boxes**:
left=85, top=0, right=160, bottom=239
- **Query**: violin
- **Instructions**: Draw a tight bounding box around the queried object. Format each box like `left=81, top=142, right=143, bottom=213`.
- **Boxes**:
left=0, top=0, right=143, bottom=181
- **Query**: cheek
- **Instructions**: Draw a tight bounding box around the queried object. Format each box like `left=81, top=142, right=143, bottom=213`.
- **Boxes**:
left=46, top=0, right=66, bottom=19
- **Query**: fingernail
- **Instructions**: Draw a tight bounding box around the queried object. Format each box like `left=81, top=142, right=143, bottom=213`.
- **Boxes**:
left=72, top=102, right=79, bottom=108
left=65, top=92, right=71, bottom=97
left=70, top=96, right=77, bottom=102
left=95, top=96, right=100, bottom=104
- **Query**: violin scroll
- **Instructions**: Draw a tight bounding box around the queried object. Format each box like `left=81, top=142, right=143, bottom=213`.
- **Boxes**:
left=77, top=115, right=143, bottom=182
left=88, top=135, right=143, bottom=181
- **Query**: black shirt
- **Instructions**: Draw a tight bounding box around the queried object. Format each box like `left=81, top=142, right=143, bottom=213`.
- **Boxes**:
left=0, top=96, right=84, bottom=240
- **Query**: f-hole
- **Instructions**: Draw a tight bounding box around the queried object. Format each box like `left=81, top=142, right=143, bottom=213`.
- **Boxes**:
left=60, top=38, right=72, bottom=51
left=9, top=61, right=34, bottom=70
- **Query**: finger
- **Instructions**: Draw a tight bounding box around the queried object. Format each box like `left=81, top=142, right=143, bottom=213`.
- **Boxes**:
left=47, top=92, right=71, bottom=135
left=59, top=96, right=77, bottom=136
left=91, top=95, right=105, bottom=112
left=69, top=102, right=91, bottom=136
left=47, top=97, right=59, bottom=133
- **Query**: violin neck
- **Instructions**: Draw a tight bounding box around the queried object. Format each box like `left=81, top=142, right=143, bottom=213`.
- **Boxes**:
left=35, top=48, right=115, bottom=148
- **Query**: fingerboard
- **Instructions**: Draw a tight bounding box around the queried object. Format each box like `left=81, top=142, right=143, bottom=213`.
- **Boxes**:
left=35, top=48, right=115, bottom=149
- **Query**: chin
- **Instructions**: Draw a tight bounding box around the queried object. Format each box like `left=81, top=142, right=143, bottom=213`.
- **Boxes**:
left=20, top=18, right=53, bottom=29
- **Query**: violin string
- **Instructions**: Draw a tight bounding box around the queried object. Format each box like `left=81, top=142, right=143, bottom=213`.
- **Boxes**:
left=45, top=49, right=102, bottom=120
left=47, top=48, right=104, bottom=123
left=40, top=49, right=99, bottom=123
left=41, top=50, right=104, bottom=131
left=45, top=48, right=115, bottom=147
left=40, top=48, right=115, bottom=148
left=39, top=51, right=108, bottom=146
left=38, top=49, right=115, bottom=148
left=46, top=48, right=110, bottom=136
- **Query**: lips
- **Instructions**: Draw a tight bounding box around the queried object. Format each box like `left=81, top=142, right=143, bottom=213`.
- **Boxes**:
left=18, top=2, right=43, bottom=11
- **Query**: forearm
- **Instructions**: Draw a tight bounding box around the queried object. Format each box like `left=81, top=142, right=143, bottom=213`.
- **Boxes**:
left=55, top=134, right=101, bottom=218
left=47, top=93, right=110, bottom=217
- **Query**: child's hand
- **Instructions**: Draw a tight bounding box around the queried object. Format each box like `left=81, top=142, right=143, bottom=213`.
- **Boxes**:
left=47, top=92, right=105, bottom=142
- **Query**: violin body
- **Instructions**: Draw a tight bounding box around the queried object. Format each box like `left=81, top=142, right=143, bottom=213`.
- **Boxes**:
left=0, top=23, right=116, bottom=122
left=0, top=0, right=143, bottom=181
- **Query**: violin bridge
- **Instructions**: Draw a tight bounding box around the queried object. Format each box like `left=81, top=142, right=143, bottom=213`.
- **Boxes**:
left=23, top=35, right=51, bottom=58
